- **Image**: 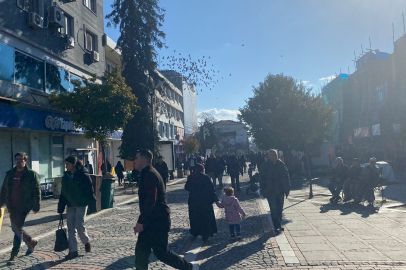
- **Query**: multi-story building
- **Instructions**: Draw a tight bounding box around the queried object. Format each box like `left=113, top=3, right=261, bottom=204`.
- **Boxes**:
left=213, top=120, right=249, bottom=155
left=159, top=70, right=198, bottom=137
left=0, top=0, right=105, bottom=185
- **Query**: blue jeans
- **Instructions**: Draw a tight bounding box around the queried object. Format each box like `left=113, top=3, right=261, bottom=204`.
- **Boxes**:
left=267, top=193, right=285, bottom=229
left=229, top=224, right=241, bottom=234
left=217, top=174, right=223, bottom=186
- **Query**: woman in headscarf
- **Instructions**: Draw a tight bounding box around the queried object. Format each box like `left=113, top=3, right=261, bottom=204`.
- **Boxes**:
left=185, top=164, right=219, bottom=241
left=115, top=161, right=125, bottom=186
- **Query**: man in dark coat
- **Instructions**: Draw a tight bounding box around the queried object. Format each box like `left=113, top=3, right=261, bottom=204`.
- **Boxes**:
left=215, top=155, right=226, bottom=189
left=327, top=157, right=349, bottom=202
left=359, top=157, right=380, bottom=207
left=133, top=149, right=198, bottom=270
left=343, top=158, right=363, bottom=202
left=256, top=152, right=265, bottom=169
left=154, top=156, right=169, bottom=187
left=205, top=153, right=217, bottom=187
left=260, top=150, right=290, bottom=233
left=0, top=152, right=41, bottom=265
left=185, top=164, right=218, bottom=241
left=228, top=155, right=241, bottom=191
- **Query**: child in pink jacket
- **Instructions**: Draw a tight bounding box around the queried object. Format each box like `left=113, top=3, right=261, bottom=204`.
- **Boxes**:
left=216, top=187, right=246, bottom=238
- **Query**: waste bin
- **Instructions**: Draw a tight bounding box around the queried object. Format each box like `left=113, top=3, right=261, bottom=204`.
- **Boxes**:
left=101, top=177, right=116, bottom=209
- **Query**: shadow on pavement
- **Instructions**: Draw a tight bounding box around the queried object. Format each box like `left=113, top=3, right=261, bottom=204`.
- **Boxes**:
left=319, top=202, right=379, bottom=218
left=105, top=255, right=135, bottom=269
left=22, top=258, right=66, bottom=270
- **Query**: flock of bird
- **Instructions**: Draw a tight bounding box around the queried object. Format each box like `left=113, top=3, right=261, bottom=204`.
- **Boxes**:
left=156, top=45, right=246, bottom=94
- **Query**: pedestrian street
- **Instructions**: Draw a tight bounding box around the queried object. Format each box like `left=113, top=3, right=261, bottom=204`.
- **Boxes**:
left=0, top=173, right=405, bottom=270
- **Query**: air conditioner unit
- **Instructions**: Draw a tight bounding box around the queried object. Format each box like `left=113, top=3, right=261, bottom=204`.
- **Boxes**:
left=64, top=35, right=75, bottom=49
left=28, top=12, right=43, bottom=29
left=49, top=5, right=64, bottom=28
left=91, top=51, right=99, bottom=62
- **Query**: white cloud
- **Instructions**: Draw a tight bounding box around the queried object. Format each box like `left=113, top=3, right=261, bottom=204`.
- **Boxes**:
left=302, top=80, right=310, bottom=85
left=223, top=43, right=232, bottom=47
left=319, top=75, right=336, bottom=84
left=200, top=108, right=240, bottom=121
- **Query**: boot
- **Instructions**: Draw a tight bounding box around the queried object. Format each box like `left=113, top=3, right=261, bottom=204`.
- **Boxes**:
left=7, top=254, right=18, bottom=265
left=85, top=242, right=91, bottom=252
left=26, top=239, right=38, bottom=255
left=65, top=251, right=78, bottom=260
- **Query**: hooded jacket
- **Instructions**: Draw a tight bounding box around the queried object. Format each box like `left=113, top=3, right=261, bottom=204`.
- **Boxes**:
left=58, top=166, right=96, bottom=213
left=0, top=166, right=41, bottom=213
left=216, top=195, right=245, bottom=224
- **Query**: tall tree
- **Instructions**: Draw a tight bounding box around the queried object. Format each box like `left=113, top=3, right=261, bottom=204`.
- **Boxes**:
left=195, top=113, right=218, bottom=153
left=106, top=0, right=165, bottom=159
left=239, top=73, right=333, bottom=154
left=182, top=136, right=199, bottom=155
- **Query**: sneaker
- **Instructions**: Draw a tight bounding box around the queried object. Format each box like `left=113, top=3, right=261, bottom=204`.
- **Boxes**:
left=7, top=254, right=18, bottom=265
left=237, top=232, right=242, bottom=239
left=85, top=242, right=91, bottom=252
left=230, top=234, right=235, bottom=238
left=26, top=240, right=38, bottom=255
left=65, top=251, right=78, bottom=260
left=191, top=261, right=200, bottom=270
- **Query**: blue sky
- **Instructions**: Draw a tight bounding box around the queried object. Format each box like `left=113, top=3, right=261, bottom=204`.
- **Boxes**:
left=104, top=0, right=405, bottom=120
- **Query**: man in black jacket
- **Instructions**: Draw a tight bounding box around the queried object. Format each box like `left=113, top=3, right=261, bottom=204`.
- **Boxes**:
left=327, top=157, right=349, bottom=202
left=259, top=150, right=290, bottom=233
left=154, top=156, right=169, bottom=187
left=205, top=153, right=217, bottom=187
left=0, top=152, right=41, bottom=265
left=133, top=149, right=198, bottom=270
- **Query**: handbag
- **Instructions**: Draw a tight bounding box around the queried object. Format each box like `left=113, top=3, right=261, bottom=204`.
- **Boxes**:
left=54, top=214, right=69, bottom=252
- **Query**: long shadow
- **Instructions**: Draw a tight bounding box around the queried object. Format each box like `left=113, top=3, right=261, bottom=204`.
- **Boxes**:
left=24, top=214, right=66, bottom=227
left=22, top=258, right=66, bottom=270
left=319, top=202, right=378, bottom=218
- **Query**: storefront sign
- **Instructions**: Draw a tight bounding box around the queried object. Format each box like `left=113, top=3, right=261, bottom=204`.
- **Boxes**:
left=372, top=124, right=381, bottom=136
left=45, top=115, right=76, bottom=131
left=0, top=103, right=82, bottom=134
left=354, top=127, right=370, bottom=138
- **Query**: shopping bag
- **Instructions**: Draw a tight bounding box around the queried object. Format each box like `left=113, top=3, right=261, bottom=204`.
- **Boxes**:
left=54, top=215, right=69, bottom=252
left=0, top=208, right=4, bottom=234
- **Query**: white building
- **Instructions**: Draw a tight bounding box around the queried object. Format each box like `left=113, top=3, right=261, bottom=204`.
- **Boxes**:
left=213, top=120, right=249, bottom=155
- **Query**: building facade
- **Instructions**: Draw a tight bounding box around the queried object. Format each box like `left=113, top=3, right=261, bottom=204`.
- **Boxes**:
left=213, top=120, right=249, bottom=155
left=0, top=0, right=105, bottom=185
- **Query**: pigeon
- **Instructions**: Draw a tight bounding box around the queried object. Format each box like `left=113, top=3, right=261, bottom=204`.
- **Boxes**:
left=242, top=44, right=244, bottom=46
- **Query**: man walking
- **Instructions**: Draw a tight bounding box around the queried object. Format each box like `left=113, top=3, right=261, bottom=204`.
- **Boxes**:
left=205, top=153, right=217, bottom=187
left=187, top=154, right=197, bottom=174
left=259, top=150, right=290, bottom=233
left=133, top=149, right=198, bottom=270
left=0, top=152, right=41, bottom=265
left=327, top=157, right=349, bottom=203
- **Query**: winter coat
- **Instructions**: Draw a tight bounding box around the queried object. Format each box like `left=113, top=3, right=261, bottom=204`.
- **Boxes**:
left=58, top=166, right=96, bottom=213
left=215, top=158, right=226, bottom=175
left=115, top=164, right=125, bottom=179
left=154, top=161, right=169, bottom=179
left=259, top=159, right=290, bottom=198
left=0, top=166, right=41, bottom=213
left=205, top=158, right=216, bottom=174
left=228, top=158, right=240, bottom=177
left=216, top=196, right=245, bottom=224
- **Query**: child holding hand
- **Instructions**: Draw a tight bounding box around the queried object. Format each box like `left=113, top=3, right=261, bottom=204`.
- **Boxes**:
left=216, top=187, right=246, bottom=238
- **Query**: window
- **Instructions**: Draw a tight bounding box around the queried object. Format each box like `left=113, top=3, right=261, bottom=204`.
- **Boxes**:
left=14, top=51, right=45, bottom=91
left=16, top=0, right=30, bottom=12
left=69, top=74, right=83, bottom=91
left=83, top=0, right=96, bottom=13
left=46, top=64, right=70, bottom=94
left=106, top=63, right=113, bottom=72
left=85, top=31, right=97, bottom=51
left=0, top=42, right=14, bottom=83
left=58, top=14, right=74, bottom=37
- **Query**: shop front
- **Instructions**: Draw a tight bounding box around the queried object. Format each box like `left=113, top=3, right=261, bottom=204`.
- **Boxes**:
left=0, top=102, right=97, bottom=187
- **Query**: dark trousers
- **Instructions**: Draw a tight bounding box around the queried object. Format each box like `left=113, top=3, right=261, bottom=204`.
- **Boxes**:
left=328, top=181, right=343, bottom=198
left=267, top=193, right=285, bottom=229
left=135, top=224, right=191, bottom=270
left=231, top=174, right=240, bottom=191
left=10, top=211, right=32, bottom=256
left=229, top=224, right=241, bottom=234
left=162, top=176, right=167, bottom=188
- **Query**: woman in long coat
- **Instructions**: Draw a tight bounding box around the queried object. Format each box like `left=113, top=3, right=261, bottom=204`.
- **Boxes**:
left=185, top=164, right=219, bottom=241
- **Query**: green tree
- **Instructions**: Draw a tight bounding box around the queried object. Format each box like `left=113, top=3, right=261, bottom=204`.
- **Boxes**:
left=182, top=136, right=200, bottom=155
left=195, top=113, right=218, bottom=153
left=239, top=73, right=333, bottom=153
left=106, top=0, right=165, bottom=159
left=49, top=68, right=138, bottom=146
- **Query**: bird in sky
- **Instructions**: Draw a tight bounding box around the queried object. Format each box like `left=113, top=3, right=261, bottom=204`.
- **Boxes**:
left=229, top=74, right=232, bottom=76
left=242, top=44, right=244, bottom=46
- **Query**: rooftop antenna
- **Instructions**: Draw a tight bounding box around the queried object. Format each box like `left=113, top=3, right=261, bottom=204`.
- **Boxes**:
left=369, top=37, right=372, bottom=52
left=361, top=44, right=364, bottom=55
left=352, top=51, right=357, bottom=70
left=403, top=12, right=405, bottom=34
left=348, top=66, right=350, bottom=75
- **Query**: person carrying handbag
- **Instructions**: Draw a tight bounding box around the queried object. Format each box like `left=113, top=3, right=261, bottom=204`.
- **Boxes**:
left=58, top=156, right=97, bottom=260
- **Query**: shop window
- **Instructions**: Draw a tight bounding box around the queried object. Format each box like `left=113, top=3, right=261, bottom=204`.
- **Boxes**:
left=158, top=121, right=163, bottom=137
left=46, top=64, right=70, bottom=94
left=165, top=123, right=169, bottom=138
left=83, top=0, right=96, bottom=13
left=0, top=42, right=14, bottom=83
left=38, top=134, right=51, bottom=183
left=52, top=136, right=64, bottom=178
left=14, top=51, right=45, bottom=91
left=58, top=14, right=74, bottom=37
left=85, top=31, right=97, bottom=51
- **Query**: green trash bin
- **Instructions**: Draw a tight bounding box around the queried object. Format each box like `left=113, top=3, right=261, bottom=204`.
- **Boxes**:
left=101, top=177, right=116, bottom=209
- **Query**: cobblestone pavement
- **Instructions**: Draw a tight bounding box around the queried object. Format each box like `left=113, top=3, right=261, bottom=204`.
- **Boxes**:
left=1, top=171, right=406, bottom=270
